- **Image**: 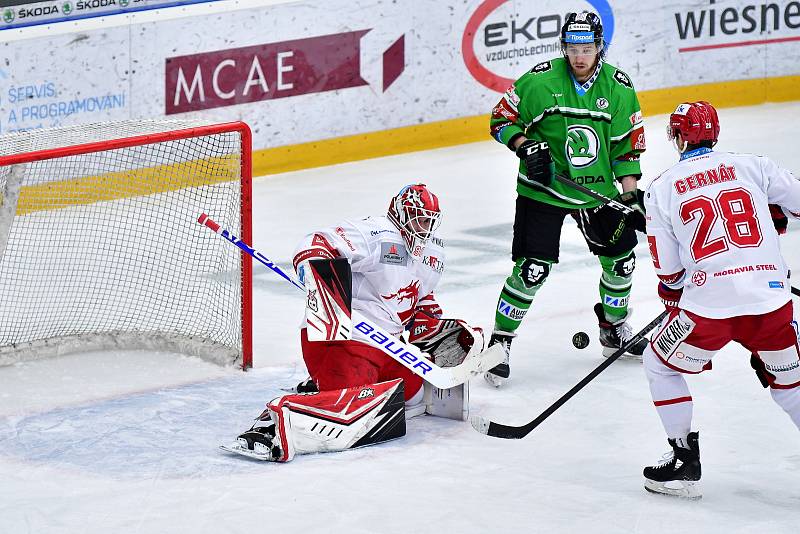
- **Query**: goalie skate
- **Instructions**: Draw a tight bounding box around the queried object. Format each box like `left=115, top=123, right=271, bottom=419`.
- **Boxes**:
left=220, top=426, right=282, bottom=461
left=219, top=442, right=273, bottom=461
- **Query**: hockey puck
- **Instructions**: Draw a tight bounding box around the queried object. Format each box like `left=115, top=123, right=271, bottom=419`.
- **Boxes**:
left=572, top=331, right=590, bottom=349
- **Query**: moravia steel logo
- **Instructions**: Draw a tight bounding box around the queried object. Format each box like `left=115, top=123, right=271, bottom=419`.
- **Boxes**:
left=462, top=0, right=615, bottom=92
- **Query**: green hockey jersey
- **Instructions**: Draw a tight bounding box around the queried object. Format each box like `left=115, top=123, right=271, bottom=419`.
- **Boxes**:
left=490, top=57, right=645, bottom=209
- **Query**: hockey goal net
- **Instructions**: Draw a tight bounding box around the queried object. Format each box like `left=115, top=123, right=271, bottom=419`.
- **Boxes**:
left=0, top=120, right=252, bottom=368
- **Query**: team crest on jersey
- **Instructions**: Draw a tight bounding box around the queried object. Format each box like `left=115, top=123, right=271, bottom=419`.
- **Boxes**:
left=531, top=61, right=552, bottom=74
left=565, top=125, right=600, bottom=168
left=596, top=97, right=609, bottom=109
left=380, top=242, right=408, bottom=265
left=692, top=271, right=707, bottom=286
left=613, top=70, right=632, bottom=88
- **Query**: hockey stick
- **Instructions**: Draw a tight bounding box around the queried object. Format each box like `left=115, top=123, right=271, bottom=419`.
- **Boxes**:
left=470, top=309, right=669, bottom=439
left=197, top=214, right=505, bottom=389
left=553, top=173, right=634, bottom=215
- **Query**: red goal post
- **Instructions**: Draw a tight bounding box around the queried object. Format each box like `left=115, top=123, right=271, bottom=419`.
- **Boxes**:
left=0, top=120, right=253, bottom=369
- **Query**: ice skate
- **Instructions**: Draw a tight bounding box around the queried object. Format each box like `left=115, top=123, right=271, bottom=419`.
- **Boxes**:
left=643, top=432, right=702, bottom=499
left=484, top=331, right=515, bottom=387
left=220, top=423, right=282, bottom=461
left=594, top=303, right=648, bottom=360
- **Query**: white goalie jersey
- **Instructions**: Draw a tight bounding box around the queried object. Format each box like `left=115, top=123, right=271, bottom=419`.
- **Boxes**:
left=292, top=215, right=445, bottom=335
left=645, top=149, right=800, bottom=319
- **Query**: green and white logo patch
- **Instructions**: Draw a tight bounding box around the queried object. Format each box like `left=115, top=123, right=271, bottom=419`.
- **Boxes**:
left=565, top=125, right=599, bottom=168
left=3, top=8, right=14, bottom=23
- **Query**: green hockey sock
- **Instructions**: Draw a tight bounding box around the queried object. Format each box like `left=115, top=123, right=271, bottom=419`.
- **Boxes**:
left=598, top=251, right=635, bottom=320
left=494, top=257, right=552, bottom=332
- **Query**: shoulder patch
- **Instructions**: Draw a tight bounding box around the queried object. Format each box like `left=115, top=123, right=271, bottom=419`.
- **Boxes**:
left=430, top=237, right=444, bottom=247
left=613, top=70, right=632, bottom=89
left=530, top=61, right=552, bottom=74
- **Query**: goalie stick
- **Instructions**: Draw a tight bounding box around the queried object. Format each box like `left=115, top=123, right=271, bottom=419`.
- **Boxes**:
left=470, top=309, right=669, bottom=439
left=197, top=214, right=505, bottom=389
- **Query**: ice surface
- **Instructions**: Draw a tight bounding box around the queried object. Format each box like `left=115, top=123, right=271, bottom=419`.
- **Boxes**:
left=1, top=103, right=799, bottom=533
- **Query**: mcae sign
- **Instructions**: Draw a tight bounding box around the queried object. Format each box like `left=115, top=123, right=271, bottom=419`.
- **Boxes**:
left=165, top=31, right=370, bottom=114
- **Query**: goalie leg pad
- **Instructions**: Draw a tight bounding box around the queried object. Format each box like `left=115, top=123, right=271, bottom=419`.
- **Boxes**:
left=268, top=378, right=407, bottom=462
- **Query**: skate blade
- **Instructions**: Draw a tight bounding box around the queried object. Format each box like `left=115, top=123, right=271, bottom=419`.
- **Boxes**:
left=219, top=443, right=272, bottom=461
left=644, top=478, right=702, bottom=499
left=483, top=371, right=507, bottom=388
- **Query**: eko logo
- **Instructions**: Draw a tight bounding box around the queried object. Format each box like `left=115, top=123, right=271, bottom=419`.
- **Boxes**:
left=462, top=0, right=615, bottom=92
left=566, top=125, right=599, bottom=168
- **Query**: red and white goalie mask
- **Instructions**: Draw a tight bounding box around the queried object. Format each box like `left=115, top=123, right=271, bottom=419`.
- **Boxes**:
left=387, top=184, right=442, bottom=259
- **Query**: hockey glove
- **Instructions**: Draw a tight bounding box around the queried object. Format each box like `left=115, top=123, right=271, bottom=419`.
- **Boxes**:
left=619, top=189, right=646, bottom=233
left=516, top=140, right=555, bottom=186
left=657, top=282, right=683, bottom=312
left=769, top=204, right=788, bottom=235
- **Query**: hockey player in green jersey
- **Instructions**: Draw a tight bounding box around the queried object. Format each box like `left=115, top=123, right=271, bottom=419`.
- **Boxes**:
left=485, top=11, right=648, bottom=387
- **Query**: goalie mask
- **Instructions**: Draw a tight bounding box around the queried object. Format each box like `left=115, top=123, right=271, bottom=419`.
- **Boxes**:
left=387, top=184, right=442, bottom=259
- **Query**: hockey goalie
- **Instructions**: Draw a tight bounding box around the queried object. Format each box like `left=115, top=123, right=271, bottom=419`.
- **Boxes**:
left=221, top=184, right=485, bottom=462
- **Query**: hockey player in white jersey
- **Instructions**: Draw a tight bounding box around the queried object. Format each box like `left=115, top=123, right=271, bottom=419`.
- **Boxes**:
left=223, top=184, right=484, bottom=462
left=641, top=101, right=800, bottom=498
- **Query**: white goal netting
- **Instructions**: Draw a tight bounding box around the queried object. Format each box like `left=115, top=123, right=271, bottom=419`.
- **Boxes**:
left=0, top=120, right=251, bottom=367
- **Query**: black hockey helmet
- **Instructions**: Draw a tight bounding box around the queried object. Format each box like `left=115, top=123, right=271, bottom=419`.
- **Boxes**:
left=560, top=11, right=605, bottom=56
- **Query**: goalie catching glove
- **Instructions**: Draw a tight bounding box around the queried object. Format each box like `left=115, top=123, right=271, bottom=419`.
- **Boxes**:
left=407, top=309, right=484, bottom=367
left=407, top=309, right=484, bottom=421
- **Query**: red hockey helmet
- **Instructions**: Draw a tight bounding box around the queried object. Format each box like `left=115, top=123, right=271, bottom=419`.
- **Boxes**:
left=387, top=184, right=441, bottom=258
left=667, top=101, right=720, bottom=147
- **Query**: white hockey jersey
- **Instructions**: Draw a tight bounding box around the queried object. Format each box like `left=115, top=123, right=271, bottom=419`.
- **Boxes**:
left=292, top=215, right=445, bottom=336
left=645, top=148, right=800, bottom=319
